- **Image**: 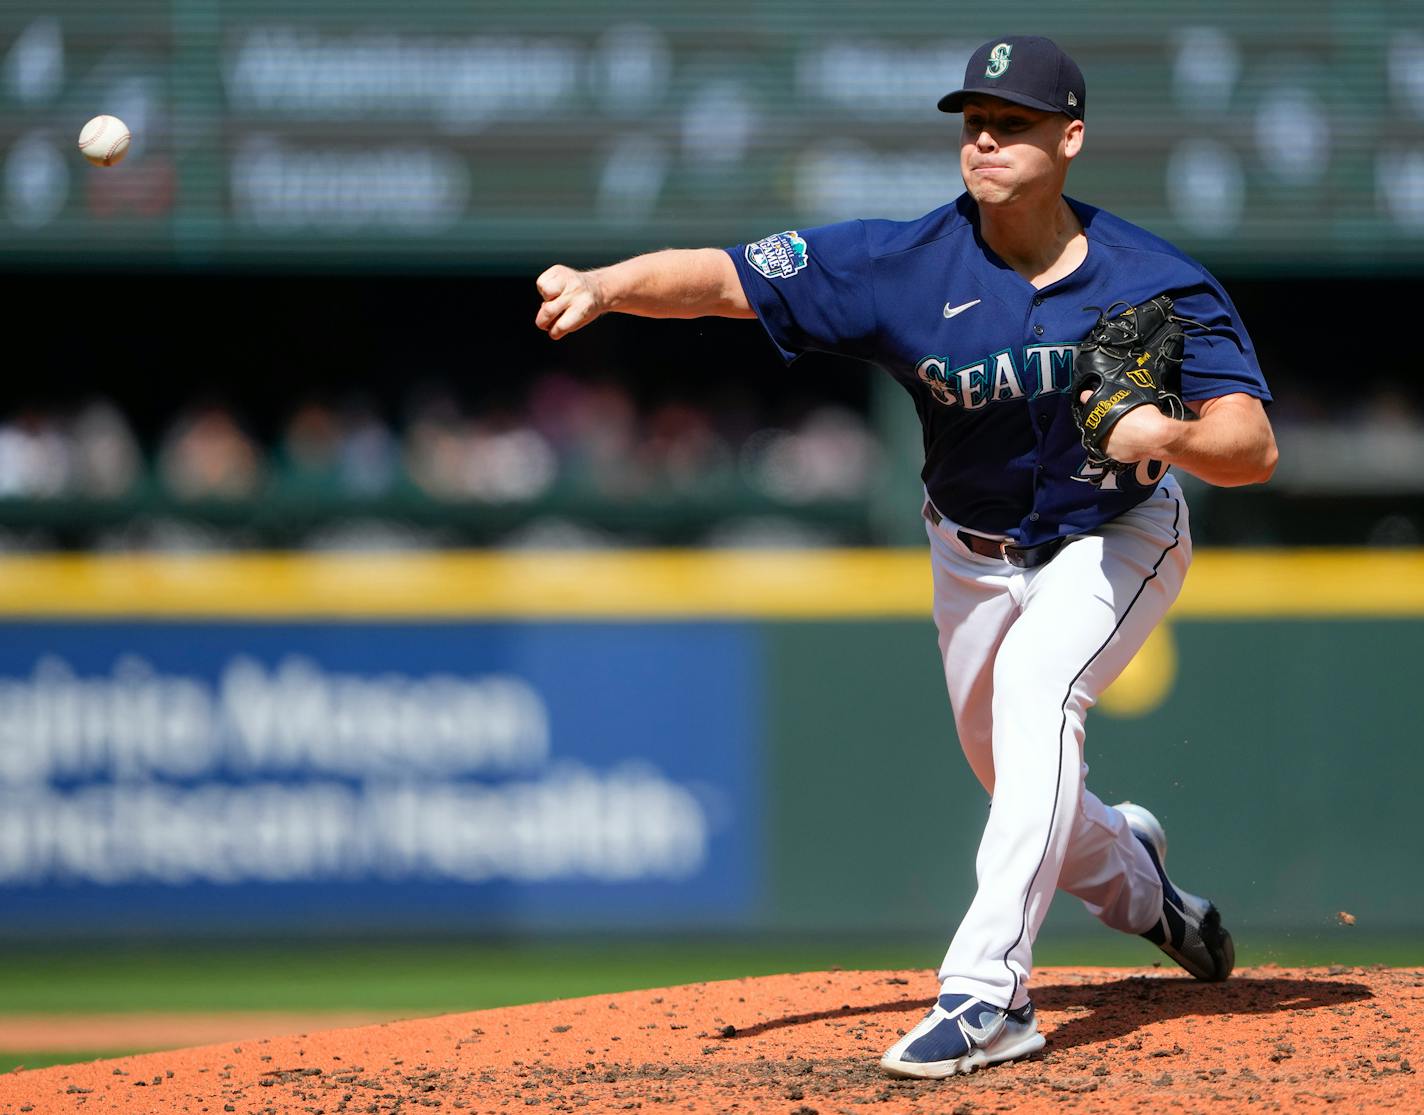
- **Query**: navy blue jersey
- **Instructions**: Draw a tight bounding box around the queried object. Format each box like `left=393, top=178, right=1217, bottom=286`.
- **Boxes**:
left=727, top=193, right=1271, bottom=546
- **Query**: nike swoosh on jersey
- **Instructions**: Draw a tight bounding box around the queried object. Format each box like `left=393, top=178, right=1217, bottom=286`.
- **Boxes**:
left=943, top=299, right=982, bottom=319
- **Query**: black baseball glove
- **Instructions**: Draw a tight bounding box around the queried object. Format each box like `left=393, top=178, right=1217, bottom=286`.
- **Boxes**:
left=1070, top=295, right=1191, bottom=474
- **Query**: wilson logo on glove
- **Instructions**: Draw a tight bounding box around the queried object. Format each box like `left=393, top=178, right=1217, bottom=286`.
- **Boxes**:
left=1083, top=390, right=1132, bottom=429
left=1070, top=295, right=1208, bottom=479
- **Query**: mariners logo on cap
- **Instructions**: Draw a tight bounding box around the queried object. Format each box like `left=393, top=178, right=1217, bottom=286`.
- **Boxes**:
left=985, top=43, right=1013, bottom=78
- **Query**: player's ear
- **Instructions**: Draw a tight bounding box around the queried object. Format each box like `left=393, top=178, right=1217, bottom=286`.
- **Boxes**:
left=1062, top=119, right=1084, bottom=160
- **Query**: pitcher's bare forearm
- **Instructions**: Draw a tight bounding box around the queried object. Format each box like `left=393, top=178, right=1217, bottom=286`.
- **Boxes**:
left=535, top=249, right=753, bottom=340
left=1098, top=392, right=1278, bottom=487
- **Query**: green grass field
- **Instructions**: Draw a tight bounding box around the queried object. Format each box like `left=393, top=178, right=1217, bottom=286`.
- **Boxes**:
left=8, top=932, right=1420, bottom=1014
left=2, top=932, right=1417, bottom=1075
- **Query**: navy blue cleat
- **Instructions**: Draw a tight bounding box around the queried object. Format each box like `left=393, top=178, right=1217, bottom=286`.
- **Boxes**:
left=1116, top=801, right=1235, bottom=982
left=879, top=993, right=1045, bottom=1078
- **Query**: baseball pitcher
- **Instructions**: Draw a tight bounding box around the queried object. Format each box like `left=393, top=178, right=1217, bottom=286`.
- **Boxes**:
left=535, top=35, right=1276, bottom=1079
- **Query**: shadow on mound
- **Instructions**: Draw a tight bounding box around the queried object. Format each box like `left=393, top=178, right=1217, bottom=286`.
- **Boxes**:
left=723, top=997, right=927, bottom=1039
left=720, top=974, right=1372, bottom=1052
left=1032, top=975, right=1373, bottom=1052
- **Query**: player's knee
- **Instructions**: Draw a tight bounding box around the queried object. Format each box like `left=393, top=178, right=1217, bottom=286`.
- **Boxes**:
left=989, top=659, right=1054, bottom=719
left=989, top=672, right=1091, bottom=756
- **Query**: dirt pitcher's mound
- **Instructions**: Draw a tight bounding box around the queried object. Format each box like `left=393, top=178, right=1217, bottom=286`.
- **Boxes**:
left=1, top=967, right=1420, bottom=1114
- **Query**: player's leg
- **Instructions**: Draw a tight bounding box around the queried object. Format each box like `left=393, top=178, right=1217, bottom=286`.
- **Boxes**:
left=881, top=511, right=1042, bottom=1078
left=1046, top=481, right=1231, bottom=984
left=923, top=507, right=1021, bottom=795
left=881, top=488, right=1187, bottom=1077
left=1047, top=482, right=1189, bottom=934
left=935, top=480, right=1192, bottom=1011
left=1054, top=786, right=1162, bottom=933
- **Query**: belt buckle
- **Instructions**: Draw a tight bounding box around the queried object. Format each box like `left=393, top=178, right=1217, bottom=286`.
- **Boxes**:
left=1000, top=541, right=1027, bottom=569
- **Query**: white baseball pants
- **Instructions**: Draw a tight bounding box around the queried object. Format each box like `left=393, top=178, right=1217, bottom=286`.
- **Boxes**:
left=927, top=475, right=1191, bottom=1010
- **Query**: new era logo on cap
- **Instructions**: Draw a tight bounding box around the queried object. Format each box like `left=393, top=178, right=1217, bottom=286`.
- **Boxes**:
left=938, top=35, right=1086, bottom=121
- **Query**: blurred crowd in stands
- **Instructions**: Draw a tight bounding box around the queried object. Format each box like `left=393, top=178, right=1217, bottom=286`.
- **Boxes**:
left=0, top=379, right=879, bottom=503
left=0, top=374, right=883, bottom=549
left=0, top=373, right=1419, bottom=550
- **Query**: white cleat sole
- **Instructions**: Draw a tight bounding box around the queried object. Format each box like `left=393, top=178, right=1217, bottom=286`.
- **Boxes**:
left=879, top=1027, right=1046, bottom=1079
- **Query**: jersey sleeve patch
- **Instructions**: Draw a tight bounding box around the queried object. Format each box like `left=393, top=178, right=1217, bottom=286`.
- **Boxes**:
left=745, top=231, right=809, bottom=279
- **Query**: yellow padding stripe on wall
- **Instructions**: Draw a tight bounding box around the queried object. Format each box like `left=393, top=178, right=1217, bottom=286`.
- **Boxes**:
left=0, top=550, right=1418, bottom=619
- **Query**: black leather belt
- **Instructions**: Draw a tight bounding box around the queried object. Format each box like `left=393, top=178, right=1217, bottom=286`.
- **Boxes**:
left=923, top=501, right=1067, bottom=569
left=957, top=530, right=1065, bottom=569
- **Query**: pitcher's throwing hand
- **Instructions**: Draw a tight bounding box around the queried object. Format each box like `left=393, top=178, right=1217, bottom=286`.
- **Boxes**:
left=534, top=264, right=607, bottom=340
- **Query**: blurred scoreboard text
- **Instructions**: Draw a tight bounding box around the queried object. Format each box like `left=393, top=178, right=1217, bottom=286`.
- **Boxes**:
left=1, top=1, right=1422, bottom=270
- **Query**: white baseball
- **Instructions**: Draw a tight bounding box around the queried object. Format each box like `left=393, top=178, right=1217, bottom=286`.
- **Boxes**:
left=78, top=115, right=131, bottom=167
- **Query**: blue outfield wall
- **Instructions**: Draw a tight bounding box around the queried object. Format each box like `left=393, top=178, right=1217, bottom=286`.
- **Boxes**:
left=0, top=549, right=1421, bottom=940
left=0, top=622, right=762, bottom=935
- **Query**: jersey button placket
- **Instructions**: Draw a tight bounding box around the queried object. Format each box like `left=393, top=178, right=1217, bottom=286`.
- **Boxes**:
left=1029, top=297, right=1051, bottom=506
left=1029, top=289, right=1049, bottom=521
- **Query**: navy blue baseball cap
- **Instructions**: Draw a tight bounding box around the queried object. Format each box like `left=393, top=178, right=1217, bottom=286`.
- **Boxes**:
left=938, top=36, right=1086, bottom=120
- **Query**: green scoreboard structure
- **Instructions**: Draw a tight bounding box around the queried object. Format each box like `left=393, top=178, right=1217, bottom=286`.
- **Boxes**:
left=2, top=1, right=1422, bottom=271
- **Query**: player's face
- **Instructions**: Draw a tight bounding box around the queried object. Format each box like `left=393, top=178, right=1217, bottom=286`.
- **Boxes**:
left=959, top=96, right=1082, bottom=207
